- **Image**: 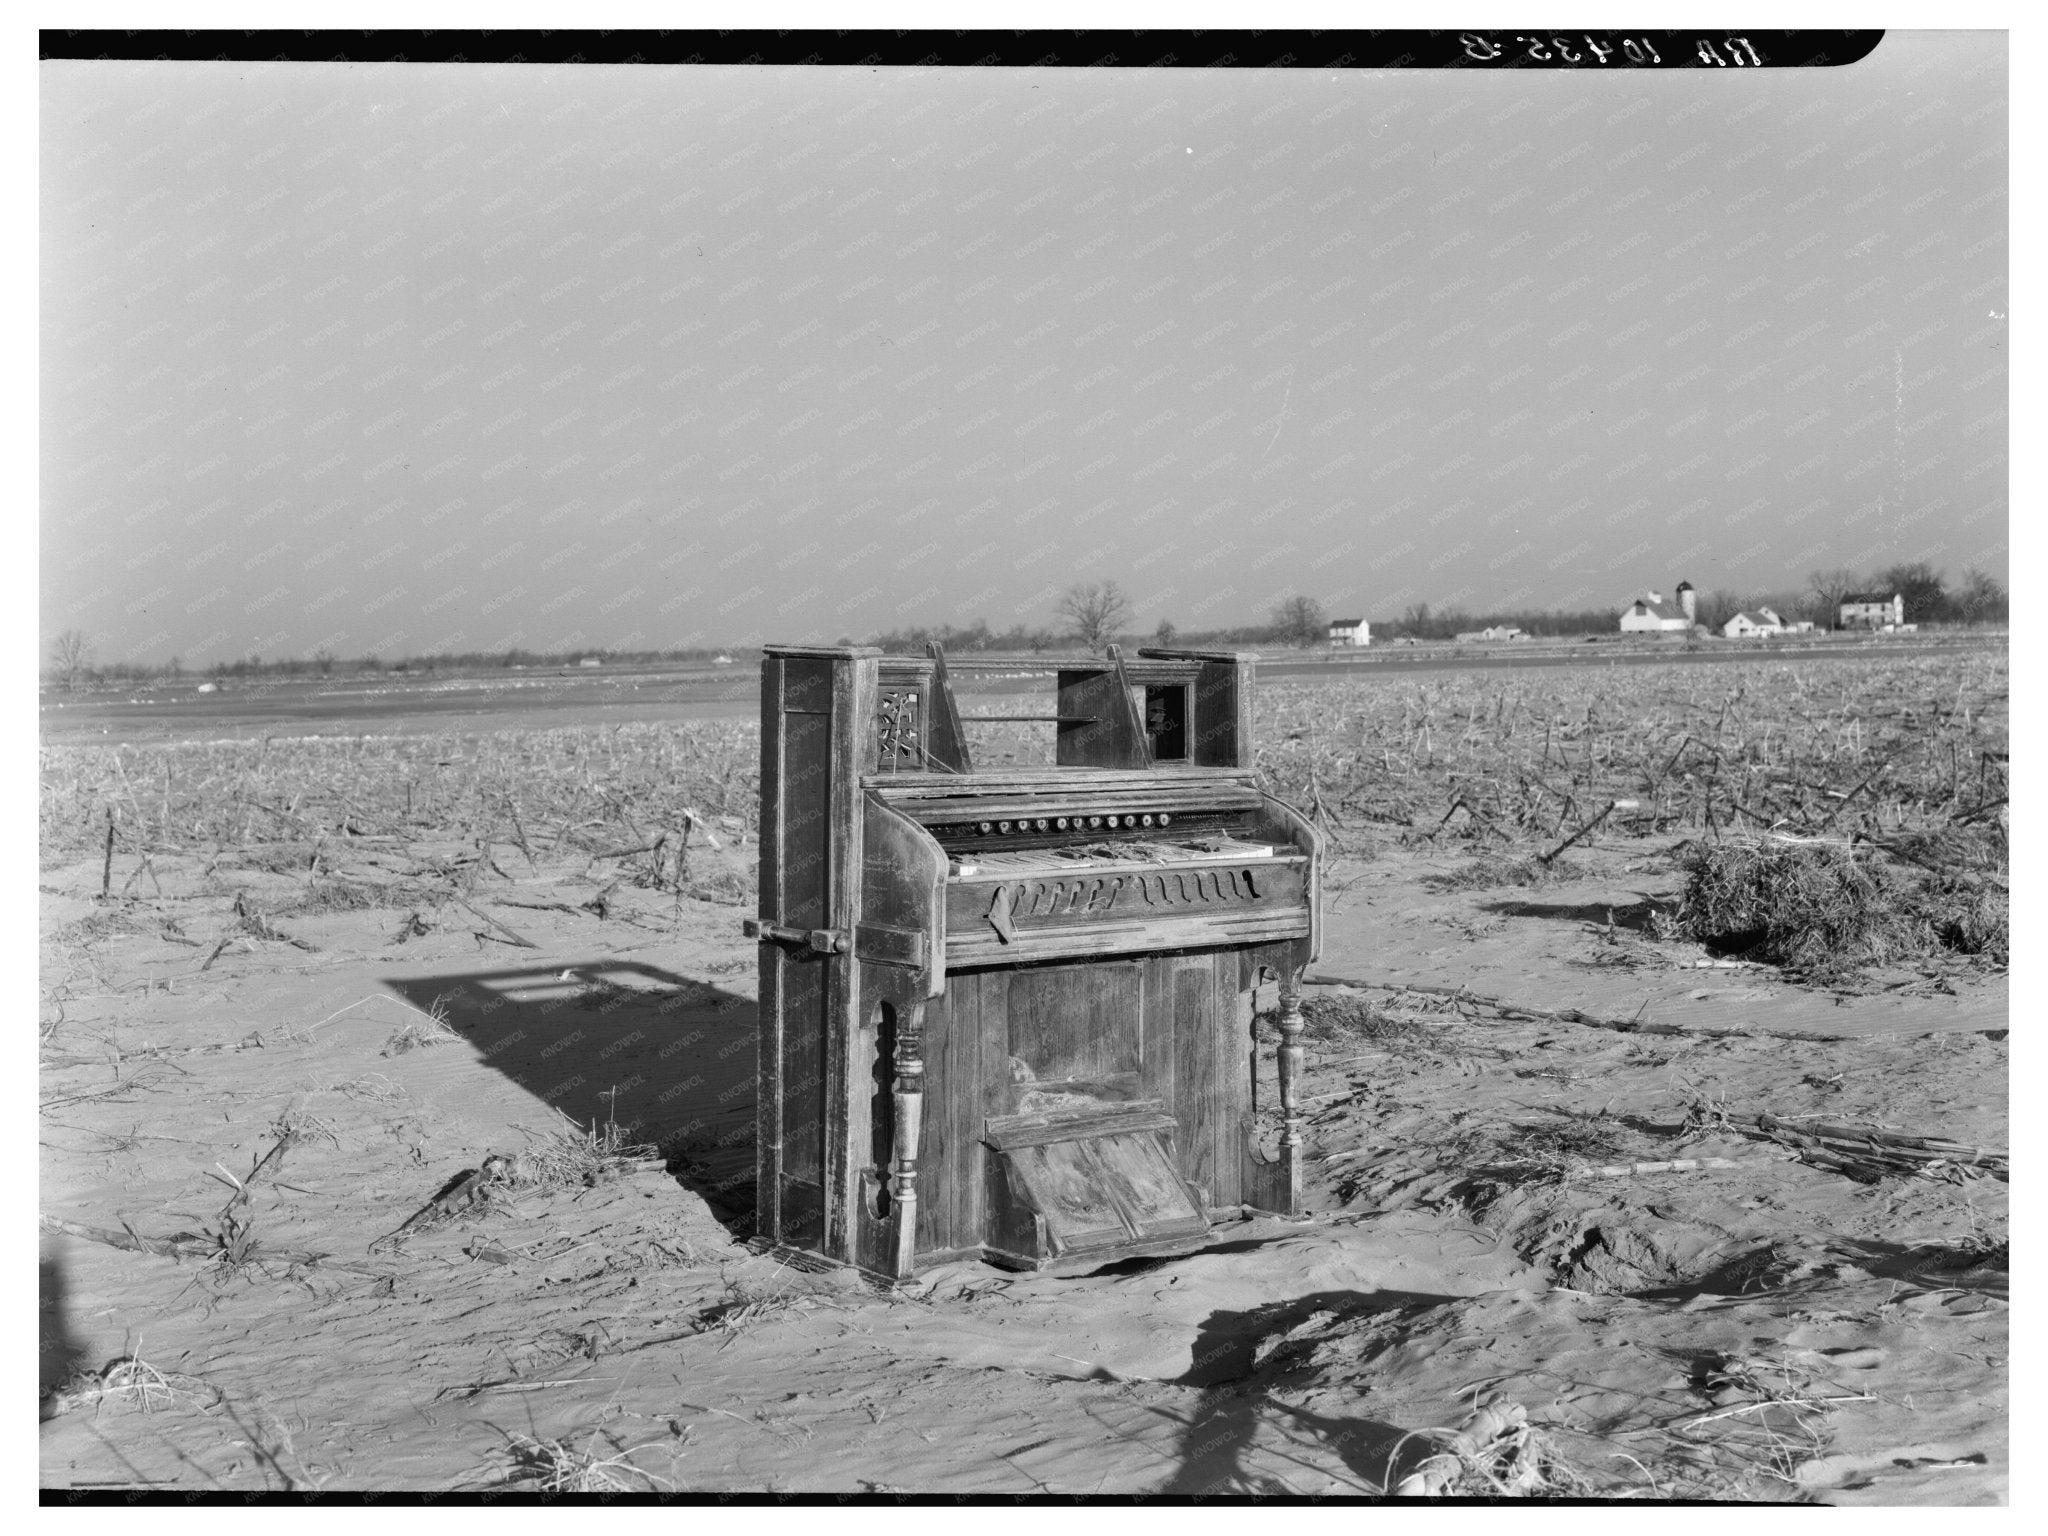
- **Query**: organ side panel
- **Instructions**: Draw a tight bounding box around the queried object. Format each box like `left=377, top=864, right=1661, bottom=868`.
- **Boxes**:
left=765, top=659, right=837, bottom=1249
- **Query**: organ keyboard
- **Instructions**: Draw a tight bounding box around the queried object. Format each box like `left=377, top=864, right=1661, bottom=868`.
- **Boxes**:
left=749, top=642, right=1321, bottom=1280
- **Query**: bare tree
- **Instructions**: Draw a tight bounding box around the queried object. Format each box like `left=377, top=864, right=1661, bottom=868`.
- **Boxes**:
left=1269, top=594, right=1328, bottom=647
left=1955, top=567, right=2007, bottom=624
left=1874, top=560, right=1949, bottom=624
left=1057, top=581, right=1132, bottom=652
left=49, top=629, right=91, bottom=689
left=1696, top=589, right=1744, bottom=634
left=1152, top=618, right=1178, bottom=647
left=313, top=648, right=337, bottom=677
left=1805, top=566, right=1861, bottom=628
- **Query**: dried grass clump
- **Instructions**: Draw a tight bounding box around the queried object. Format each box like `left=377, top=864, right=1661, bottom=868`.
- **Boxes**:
left=237, top=843, right=329, bottom=875
left=282, top=876, right=386, bottom=915
left=1920, top=877, right=2008, bottom=961
left=381, top=995, right=463, bottom=1056
left=1667, top=841, right=2007, bottom=978
left=684, top=859, right=752, bottom=906
left=1291, top=993, right=1432, bottom=1048
left=490, top=1431, right=675, bottom=1493
left=43, top=1346, right=217, bottom=1420
left=49, top=907, right=151, bottom=947
left=1426, top=853, right=1586, bottom=891
left=508, top=1117, right=658, bottom=1193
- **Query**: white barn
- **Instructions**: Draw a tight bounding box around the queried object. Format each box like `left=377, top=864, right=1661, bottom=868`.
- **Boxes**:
left=1620, top=582, right=1696, bottom=634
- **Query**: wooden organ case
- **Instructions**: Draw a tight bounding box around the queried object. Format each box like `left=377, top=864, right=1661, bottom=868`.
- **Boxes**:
left=747, top=643, right=1322, bottom=1280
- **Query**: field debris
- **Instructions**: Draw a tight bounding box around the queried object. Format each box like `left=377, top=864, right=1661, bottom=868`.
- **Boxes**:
left=41, top=1214, right=383, bottom=1277
left=1391, top=1397, right=1593, bottom=1498
left=42, top=1347, right=220, bottom=1421
left=1255, top=654, right=2007, bottom=855
left=368, top=1153, right=513, bottom=1252
left=380, top=993, right=463, bottom=1055
left=1303, top=975, right=1849, bottom=1043
left=1691, top=1107, right=2009, bottom=1184
left=508, top=1113, right=663, bottom=1192
left=482, top=1430, right=678, bottom=1493
left=39, top=649, right=2005, bottom=1498
left=1567, top=1155, right=1792, bottom=1181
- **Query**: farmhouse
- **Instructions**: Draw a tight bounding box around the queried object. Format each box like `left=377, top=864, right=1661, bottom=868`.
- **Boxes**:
left=1839, top=591, right=1905, bottom=629
left=1723, top=606, right=1785, bottom=639
left=1326, top=617, right=1368, bottom=647
left=1619, top=581, right=1696, bottom=634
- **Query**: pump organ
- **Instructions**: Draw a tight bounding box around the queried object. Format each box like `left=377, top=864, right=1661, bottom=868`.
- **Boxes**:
left=747, top=642, right=1321, bottom=1280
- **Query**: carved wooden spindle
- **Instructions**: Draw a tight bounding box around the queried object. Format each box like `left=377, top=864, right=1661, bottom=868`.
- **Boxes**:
left=1275, top=975, right=1306, bottom=1208
left=889, top=1002, right=926, bottom=1279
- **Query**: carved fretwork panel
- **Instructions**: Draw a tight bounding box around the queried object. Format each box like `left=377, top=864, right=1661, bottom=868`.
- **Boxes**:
left=876, top=689, right=925, bottom=772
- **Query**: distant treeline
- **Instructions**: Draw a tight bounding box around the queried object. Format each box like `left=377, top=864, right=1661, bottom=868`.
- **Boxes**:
left=51, top=645, right=741, bottom=686
left=1684, top=561, right=2009, bottom=635
left=869, top=562, right=2008, bottom=654
left=43, top=562, right=2009, bottom=687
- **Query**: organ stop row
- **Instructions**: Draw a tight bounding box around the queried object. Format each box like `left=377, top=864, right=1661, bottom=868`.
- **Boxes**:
left=746, top=642, right=1322, bottom=1280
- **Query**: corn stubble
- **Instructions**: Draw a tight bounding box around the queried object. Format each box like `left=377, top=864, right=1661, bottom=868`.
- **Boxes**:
left=40, top=652, right=2004, bottom=984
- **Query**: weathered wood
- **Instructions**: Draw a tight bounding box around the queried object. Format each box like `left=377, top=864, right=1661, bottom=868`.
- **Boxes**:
left=1255, top=794, right=1325, bottom=962
left=755, top=642, right=1316, bottom=1279
left=860, top=791, right=947, bottom=998
left=984, top=1120, right=1208, bottom=1263
left=1172, top=960, right=1220, bottom=1205
left=1274, top=969, right=1307, bottom=1213
left=923, top=643, right=973, bottom=774
left=1139, top=648, right=1254, bottom=768
left=945, top=858, right=1308, bottom=966
left=1055, top=646, right=1155, bottom=770
left=1213, top=947, right=1252, bottom=1209
left=888, top=999, right=926, bottom=1278
left=983, top=1103, right=1173, bottom=1149
left=822, top=655, right=874, bottom=1259
left=1140, top=955, right=1176, bottom=1138
left=755, top=656, right=786, bottom=1238
left=914, top=983, right=952, bottom=1257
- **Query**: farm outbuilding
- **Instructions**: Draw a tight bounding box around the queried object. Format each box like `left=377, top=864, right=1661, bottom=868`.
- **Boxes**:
left=1839, top=591, right=1906, bottom=629
left=1327, top=618, right=1368, bottom=647
left=1723, top=607, right=1785, bottom=639
left=1620, top=582, right=1696, bottom=634
left=1454, top=625, right=1526, bottom=642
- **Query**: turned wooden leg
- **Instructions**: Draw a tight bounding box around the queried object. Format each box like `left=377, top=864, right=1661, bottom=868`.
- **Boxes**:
left=889, top=1002, right=925, bottom=1280
left=1276, top=974, right=1306, bottom=1213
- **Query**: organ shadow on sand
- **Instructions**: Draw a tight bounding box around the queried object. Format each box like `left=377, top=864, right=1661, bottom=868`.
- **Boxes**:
left=381, top=960, right=758, bottom=1235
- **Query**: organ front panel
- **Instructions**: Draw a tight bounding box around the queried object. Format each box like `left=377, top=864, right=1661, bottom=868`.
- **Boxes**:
left=749, top=642, right=1321, bottom=1280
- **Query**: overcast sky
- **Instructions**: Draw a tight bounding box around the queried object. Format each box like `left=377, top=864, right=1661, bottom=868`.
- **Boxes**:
left=41, top=33, right=2006, bottom=665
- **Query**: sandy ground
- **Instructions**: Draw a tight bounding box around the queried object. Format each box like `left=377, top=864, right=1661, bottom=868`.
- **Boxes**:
left=38, top=836, right=2006, bottom=1499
